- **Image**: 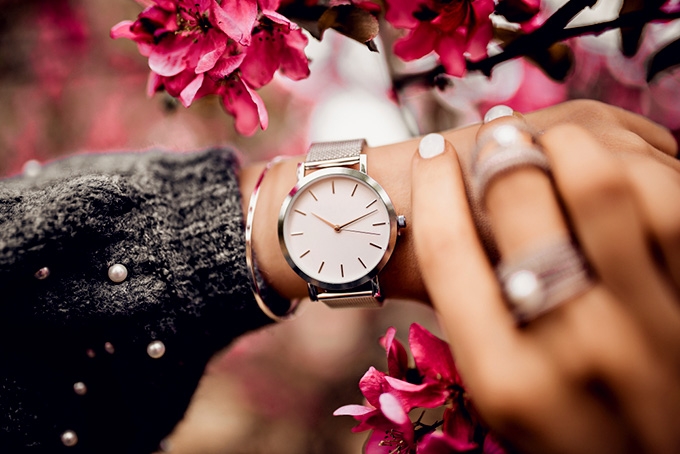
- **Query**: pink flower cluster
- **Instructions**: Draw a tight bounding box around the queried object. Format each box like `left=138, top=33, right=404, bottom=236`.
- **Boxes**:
left=335, top=324, right=504, bottom=453
left=111, top=0, right=310, bottom=135
left=384, top=0, right=540, bottom=77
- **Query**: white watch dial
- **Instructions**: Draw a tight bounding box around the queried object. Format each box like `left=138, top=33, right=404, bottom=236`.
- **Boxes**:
left=281, top=171, right=393, bottom=287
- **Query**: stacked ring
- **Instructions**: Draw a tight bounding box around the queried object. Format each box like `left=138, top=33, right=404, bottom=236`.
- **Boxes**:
left=496, top=236, right=593, bottom=322
left=472, top=106, right=594, bottom=323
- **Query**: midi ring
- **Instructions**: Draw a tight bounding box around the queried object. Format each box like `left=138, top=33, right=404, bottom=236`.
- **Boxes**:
left=496, top=236, right=593, bottom=323
left=472, top=125, right=551, bottom=202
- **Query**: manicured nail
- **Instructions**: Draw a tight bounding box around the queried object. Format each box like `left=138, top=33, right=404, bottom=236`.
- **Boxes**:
left=419, top=133, right=445, bottom=159
left=483, top=105, right=514, bottom=124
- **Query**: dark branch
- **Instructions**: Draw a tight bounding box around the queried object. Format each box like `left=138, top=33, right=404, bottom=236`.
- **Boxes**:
left=467, top=8, right=680, bottom=75
left=391, top=5, right=680, bottom=91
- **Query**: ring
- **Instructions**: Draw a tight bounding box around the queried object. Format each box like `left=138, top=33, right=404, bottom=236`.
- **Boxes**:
left=472, top=124, right=551, bottom=202
left=496, top=236, right=593, bottom=323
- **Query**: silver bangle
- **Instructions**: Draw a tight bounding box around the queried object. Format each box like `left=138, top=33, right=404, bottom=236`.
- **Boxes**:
left=245, top=156, right=301, bottom=322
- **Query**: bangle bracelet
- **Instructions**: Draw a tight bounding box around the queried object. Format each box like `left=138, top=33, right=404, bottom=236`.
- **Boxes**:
left=245, top=156, right=302, bottom=322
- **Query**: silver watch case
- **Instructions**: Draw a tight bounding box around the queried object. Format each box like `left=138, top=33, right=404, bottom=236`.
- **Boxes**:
left=278, top=166, right=398, bottom=292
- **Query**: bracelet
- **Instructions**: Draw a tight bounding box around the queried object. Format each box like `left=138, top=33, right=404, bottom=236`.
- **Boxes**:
left=245, top=156, right=302, bottom=322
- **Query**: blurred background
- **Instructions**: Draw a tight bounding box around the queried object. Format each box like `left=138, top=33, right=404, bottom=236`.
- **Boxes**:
left=1, top=0, right=679, bottom=453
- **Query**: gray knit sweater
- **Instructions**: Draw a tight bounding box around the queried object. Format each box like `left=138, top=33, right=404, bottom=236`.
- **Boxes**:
left=0, top=148, right=278, bottom=453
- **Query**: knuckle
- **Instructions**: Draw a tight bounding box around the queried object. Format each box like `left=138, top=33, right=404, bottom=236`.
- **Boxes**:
left=567, top=169, right=631, bottom=218
left=565, top=99, right=613, bottom=125
left=612, top=131, right=652, bottom=157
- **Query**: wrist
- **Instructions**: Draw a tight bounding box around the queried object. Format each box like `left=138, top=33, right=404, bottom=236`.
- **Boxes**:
left=239, top=126, right=480, bottom=305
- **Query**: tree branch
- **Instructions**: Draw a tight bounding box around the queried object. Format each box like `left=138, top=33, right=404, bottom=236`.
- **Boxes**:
left=390, top=5, right=680, bottom=91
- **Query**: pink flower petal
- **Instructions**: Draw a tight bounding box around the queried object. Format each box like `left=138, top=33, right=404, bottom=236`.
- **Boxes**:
left=221, top=78, right=268, bottom=136
left=262, top=9, right=293, bottom=26
left=211, top=0, right=257, bottom=45
left=178, top=73, right=205, bottom=106
left=240, top=30, right=282, bottom=88
left=409, top=323, right=460, bottom=385
left=196, top=39, right=228, bottom=73
left=241, top=23, right=310, bottom=88
left=358, top=367, right=389, bottom=407
left=435, top=32, right=468, bottom=77
left=209, top=53, right=247, bottom=79
left=384, top=0, right=420, bottom=29
left=280, top=28, right=310, bottom=81
left=384, top=375, right=449, bottom=410
left=418, top=432, right=478, bottom=453
left=483, top=432, right=507, bottom=454
left=258, top=0, right=281, bottom=13
left=378, top=393, right=409, bottom=425
left=110, top=20, right=136, bottom=39
left=333, top=404, right=375, bottom=416
left=148, top=35, right=193, bottom=77
left=442, top=405, right=477, bottom=447
left=152, top=0, right=178, bottom=11
left=146, top=71, right=163, bottom=97
left=393, top=24, right=438, bottom=62
left=380, top=326, right=409, bottom=379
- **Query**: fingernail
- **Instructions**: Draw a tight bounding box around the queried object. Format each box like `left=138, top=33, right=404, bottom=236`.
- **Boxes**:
left=419, top=133, right=445, bottom=159
left=483, top=105, right=514, bottom=124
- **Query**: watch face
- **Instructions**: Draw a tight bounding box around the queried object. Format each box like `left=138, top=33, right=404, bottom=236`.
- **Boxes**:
left=279, top=168, right=397, bottom=290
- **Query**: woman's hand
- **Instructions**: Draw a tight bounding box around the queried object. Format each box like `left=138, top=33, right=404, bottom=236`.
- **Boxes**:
left=411, top=119, right=680, bottom=453
left=241, top=100, right=678, bottom=304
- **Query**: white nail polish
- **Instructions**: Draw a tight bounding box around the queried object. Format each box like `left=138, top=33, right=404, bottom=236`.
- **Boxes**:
left=419, top=133, right=445, bottom=159
left=483, top=105, right=514, bottom=124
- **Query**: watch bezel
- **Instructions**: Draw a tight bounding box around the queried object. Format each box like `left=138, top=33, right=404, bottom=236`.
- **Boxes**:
left=278, top=167, right=398, bottom=291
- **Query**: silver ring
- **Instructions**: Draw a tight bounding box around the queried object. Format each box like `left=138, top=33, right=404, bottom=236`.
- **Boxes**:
left=471, top=124, right=550, bottom=202
left=497, top=236, right=593, bottom=323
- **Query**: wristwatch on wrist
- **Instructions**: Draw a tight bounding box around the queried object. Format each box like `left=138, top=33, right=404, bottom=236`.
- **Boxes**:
left=278, top=139, right=406, bottom=308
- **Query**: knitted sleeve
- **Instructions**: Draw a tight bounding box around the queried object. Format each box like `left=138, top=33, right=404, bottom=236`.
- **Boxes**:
left=0, top=148, right=274, bottom=453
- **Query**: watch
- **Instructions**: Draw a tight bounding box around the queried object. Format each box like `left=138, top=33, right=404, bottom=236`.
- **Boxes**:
left=278, top=139, right=406, bottom=308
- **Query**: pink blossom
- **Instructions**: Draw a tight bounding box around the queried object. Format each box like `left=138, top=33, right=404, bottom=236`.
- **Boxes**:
left=662, top=1, right=680, bottom=14
left=409, top=323, right=461, bottom=387
left=385, top=0, right=496, bottom=76
left=418, top=432, right=478, bottom=453
left=111, top=0, right=310, bottom=135
left=240, top=10, right=310, bottom=88
left=336, top=324, right=507, bottom=453
left=385, top=0, right=542, bottom=76
left=380, top=326, right=409, bottom=379
left=335, top=392, right=416, bottom=454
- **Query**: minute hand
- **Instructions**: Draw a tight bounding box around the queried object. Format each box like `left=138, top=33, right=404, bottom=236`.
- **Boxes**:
left=338, top=209, right=378, bottom=231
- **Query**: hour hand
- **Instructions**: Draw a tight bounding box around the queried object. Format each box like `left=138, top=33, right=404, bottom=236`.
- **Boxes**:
left=312, top=212, right=340, bottom=231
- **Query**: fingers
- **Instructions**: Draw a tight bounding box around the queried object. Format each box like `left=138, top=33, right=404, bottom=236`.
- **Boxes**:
left=525, top=99, right=678, bottom=158
left=541, top=125, right=680, bottom=335
left=411, top=133, right=515, bottom=369
left=614, top=106, right=678, bottom=158
left=474, top=120, right=570, bottom=259
left=623, top=154, right=680, bottom=290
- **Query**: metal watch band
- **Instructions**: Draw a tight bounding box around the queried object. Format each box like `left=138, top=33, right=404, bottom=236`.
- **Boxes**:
left=304, top=139, right=382, bottom=309
left=309, top=279, right=383, bottom=309
left=303, top=139, right=366, bottom=173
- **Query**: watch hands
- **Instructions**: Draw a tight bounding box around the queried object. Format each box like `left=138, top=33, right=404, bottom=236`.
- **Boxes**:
left=337, top=209, right=378, bottom=231
left=343, top=229, right=380, bottom=236
left=312, top=212, right=340, bottom=231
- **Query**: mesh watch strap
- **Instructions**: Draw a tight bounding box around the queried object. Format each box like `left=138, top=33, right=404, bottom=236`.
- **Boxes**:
left=304, top=139, right=366, bottom=172
left=304, top=139, right=382, bottom=309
